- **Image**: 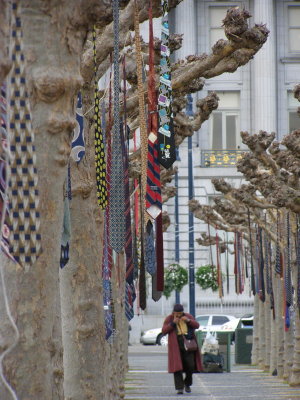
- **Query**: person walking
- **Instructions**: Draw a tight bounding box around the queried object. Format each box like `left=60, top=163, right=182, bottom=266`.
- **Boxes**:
left=162, top=304, right=202, bottom=395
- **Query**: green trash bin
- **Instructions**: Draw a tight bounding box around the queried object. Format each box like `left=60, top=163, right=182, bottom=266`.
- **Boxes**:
left=195, top=330, right=231, bottom=372
left=235, top=328, right=253, bottom=364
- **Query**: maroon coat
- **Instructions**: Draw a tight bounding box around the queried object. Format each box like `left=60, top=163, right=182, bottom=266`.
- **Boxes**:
left=162, top=313, right=203, bottom=373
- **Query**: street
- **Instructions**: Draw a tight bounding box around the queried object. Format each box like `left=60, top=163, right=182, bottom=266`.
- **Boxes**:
left=125, top=345, right=300, bottom=399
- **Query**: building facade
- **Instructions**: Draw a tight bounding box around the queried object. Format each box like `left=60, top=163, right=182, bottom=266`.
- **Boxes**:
left=131, top=0, right=300, bottom=340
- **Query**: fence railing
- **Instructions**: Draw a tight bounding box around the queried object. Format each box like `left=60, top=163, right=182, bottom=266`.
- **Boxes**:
left=201, top=150, right=246, bottom=167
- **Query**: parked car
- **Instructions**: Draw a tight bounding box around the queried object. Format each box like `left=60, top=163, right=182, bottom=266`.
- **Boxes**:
left=140, top=314, right=237, bottom=346
left=195, top=314, right=238, bottom=332
left=219, top=314, right=254, bottom=332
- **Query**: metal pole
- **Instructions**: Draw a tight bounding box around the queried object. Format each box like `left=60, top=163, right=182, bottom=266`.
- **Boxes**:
left=188, top=135, right=195, bottom=316
left=186, top=94, right=195, bottom=316
left=174, top=147, right=180, bottom=304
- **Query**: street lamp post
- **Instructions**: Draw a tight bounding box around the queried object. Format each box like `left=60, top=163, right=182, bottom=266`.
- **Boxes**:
left=186, top=94, right=195, bottom=316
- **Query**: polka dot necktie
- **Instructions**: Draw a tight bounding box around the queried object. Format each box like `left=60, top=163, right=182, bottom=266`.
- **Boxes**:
left=93, top=26, right=107, bottom=209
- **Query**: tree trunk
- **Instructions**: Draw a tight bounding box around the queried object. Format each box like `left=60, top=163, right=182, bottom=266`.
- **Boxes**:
left=289, top=312, right=300, bottom=385
left=276, top=278, right=285, bottom=378
left=252, top=295, right=259, bottom=365
left=269, top=269, right=278, bottom=374
left=258, top=297, right=266, bottom=369
left=264, top=296, right=271, bottom=371
left=283, top=322, right=294, bottom=381
left=59, top=167, right=106, bottom=399
left=2, top=1, right=89, bottom=397
left=0, top=0, right=11, bottom=86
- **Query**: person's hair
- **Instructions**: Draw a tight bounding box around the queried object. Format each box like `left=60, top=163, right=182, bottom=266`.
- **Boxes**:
left=173, top=304, right=184, bottom=312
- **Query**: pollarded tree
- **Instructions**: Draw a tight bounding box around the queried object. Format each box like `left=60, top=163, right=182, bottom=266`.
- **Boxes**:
left=0, top=1, right=268, bottom=399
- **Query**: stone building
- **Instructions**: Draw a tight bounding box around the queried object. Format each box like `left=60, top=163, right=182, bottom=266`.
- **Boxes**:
left=130, top=0, right=300, bottom=342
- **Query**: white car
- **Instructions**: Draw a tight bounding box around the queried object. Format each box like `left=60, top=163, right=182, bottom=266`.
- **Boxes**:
left=195, top=314, right=238, bottom=332
left=140, top=314, right=237, bottom=346
left=219, top=314, right=253, bottom=332
left=140, top=328, right=168, bottom=345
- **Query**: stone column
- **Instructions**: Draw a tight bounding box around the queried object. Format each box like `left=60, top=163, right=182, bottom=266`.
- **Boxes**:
left=252, top=0, right=276, bottom=133
left=174, top=0, right=197, bottom=60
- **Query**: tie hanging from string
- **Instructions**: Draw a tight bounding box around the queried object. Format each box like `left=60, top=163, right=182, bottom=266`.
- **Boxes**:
left=8, top=1, right=42, bottom=269
left=157, top=0, right=176, bottom=168
left=247, top=209, right=256, bottom=295
left=93, top=26, right=107, bottom=209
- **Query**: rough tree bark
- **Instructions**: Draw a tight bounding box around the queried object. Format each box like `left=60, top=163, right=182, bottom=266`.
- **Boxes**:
left=1, top=1, right=111, bottom=398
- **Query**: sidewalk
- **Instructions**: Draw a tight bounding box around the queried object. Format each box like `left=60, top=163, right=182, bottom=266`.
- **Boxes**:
left=125, top=345, right=300, bottom=400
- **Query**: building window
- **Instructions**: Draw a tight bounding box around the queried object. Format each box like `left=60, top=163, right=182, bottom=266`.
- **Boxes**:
left=210, top=92, right=240, bottom=150
left=288, top=5, right=300, bottom=53
left=209, top=6, right=228, bottom=47
left=288, top=91, right=300, bottom=132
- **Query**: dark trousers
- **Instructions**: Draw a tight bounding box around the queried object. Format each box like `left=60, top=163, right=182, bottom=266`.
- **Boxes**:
left=174, top=335, right=195, bottom=390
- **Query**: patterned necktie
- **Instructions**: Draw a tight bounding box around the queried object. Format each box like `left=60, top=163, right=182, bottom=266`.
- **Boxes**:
left=134, top=1, right=148, bottom=218
left=109, top=0, right=126, bottom=253
left=145, top=220, right=156, bottom=276
left=285, top=213, right=293, bottom=308
left=102, top=93, right=114, bottom=340
left=8, top=1, right=42, bottom=268
left=0, top=84, right=14, bottom=261
left=121, top=120, right=136, bottom=320
left=158, top=0, right=176, bottom=169
left=93, top=26, right=107, bottom=209
left=71, top=92, right=85, bottom=163
left=156, top=212, right=164, bottom=291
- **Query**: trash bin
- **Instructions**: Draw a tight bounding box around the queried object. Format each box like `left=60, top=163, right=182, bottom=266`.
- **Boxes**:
left=235, top=328, right=253, bottom=364
left=195, top=330, right=231, bottom=372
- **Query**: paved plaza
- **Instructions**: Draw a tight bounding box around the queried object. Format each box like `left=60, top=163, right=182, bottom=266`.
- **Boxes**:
left=125, top=345, right=300, bottom=400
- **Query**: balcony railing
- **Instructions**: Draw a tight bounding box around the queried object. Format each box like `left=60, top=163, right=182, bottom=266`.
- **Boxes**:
left=201, top=149, right=245, bottom=167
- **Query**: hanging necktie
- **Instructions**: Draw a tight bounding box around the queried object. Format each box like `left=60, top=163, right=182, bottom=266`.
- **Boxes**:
left=157, top=0, right=176, bottom=169
left=93, top=26, right=107, bottom=209
left=156, top=212, right=164, bottom=292
left=146, top=0, right=162, bottom=220
left=285, top=213, right=293, bottom=308
left=71, top=92, right=85, bottom=163
left=109, top=0, right=126, bottom=253
left=121, top=76, right=136, bottom=319
left=275, top=210, right=283, bottom=276
left=8, top=1, right=42, bottom=268
left=0, top=84, right=14, bottom=261
left=145, top=220, right=156, bottom=276
left=139, top=228, right=147, bottom=311
left=247, top=209, right=256, bottom=295
left=225, top=233, right=230, bottom=294
left=258, top=227, right=265, bottom=302
left=60, top=168, right=71, bottom=269
left=102, top=93, right=114, bottom=340
left=215, top=229, right=223, bottom=298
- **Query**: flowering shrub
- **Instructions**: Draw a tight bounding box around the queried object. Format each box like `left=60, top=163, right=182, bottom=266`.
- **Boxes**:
left=195, top=265, right=219, bottom=291
left=163, top=263, right=188, bottom=299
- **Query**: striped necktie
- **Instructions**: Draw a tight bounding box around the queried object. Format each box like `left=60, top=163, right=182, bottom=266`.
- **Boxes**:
left=146, top=0, right=162, bottom=219
left=8, top=1, right=42, bottom=268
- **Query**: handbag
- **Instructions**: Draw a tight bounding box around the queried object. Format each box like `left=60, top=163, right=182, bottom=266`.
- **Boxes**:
left=182, top=335, right=198, bottom=352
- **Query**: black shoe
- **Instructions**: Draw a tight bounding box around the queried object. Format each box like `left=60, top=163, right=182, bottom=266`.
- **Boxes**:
left=185, top=386, right=191, bottom=393
left=177, top=389, right=184, bottom=395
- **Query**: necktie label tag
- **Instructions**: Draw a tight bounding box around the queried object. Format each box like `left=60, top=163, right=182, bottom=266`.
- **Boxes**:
left=148, top=131, right=157, bottom=143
